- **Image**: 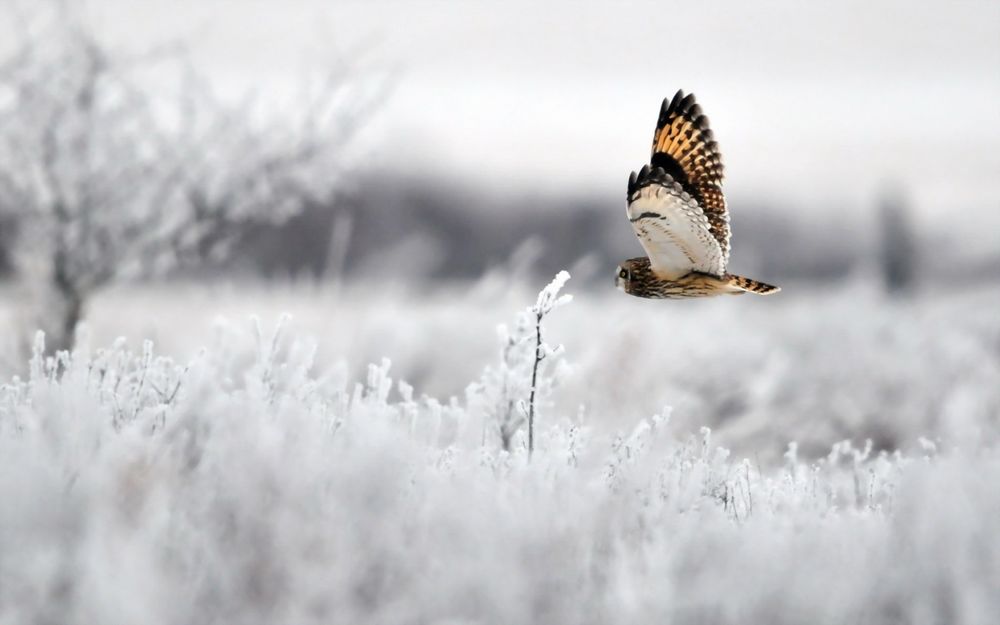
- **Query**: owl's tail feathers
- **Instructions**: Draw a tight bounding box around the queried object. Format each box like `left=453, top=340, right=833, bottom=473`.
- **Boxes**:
left=725, top=274, right=781, bottom=295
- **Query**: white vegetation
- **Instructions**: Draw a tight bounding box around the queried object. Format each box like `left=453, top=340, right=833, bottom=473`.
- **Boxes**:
left=1, top=274, right=999, bottom=624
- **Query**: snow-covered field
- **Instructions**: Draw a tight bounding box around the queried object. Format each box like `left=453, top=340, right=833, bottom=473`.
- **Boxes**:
left=2, top=275, right=999, bottom=623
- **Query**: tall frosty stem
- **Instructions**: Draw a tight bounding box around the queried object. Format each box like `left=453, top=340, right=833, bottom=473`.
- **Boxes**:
left=528, top=308, right=542, bottom=457
left=526, top=270, right=572, bottom=459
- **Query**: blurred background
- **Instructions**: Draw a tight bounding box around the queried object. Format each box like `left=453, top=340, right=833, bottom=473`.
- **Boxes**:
left=0, top=0, right=998, bottom=456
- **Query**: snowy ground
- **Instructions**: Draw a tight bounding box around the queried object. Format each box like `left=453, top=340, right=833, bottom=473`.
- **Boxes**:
left=1, top=275, right=999, bottom=623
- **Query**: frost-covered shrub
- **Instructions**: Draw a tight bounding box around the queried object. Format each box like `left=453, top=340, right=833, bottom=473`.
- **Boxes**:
left=1, top=275, right=999, bottom=624
left=469, top=270, right=572, bottom=452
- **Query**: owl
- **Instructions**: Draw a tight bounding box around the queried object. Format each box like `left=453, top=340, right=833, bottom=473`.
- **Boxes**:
left=616, top=90, right=779, bottom=299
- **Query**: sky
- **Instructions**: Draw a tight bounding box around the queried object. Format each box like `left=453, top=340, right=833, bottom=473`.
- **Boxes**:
left=3, top=0, right=999, bottom=230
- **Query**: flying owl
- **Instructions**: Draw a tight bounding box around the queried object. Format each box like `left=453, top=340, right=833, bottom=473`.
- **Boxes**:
left=615, top=90, right=779, bottom=299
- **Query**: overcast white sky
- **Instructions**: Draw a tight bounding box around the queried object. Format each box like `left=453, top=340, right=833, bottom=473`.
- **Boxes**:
left=3, top=0, right=1000, bottom=226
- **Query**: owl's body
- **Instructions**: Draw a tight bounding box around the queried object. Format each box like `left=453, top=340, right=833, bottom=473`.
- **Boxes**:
left=617, top=257, right=778, bottom=299
left=616, top=90, right=779, bottom=299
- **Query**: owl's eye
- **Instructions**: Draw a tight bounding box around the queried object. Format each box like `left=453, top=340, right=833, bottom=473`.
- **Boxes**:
left=619, top=269, right=628, bottom=280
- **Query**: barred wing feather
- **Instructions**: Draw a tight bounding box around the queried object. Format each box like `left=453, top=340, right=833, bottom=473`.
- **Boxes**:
left=647, top=90, right=731, bottom=265
left=626, top=165, right=726, bottom=280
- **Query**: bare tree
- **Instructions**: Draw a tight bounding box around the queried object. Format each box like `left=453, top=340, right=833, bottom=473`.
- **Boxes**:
left=877, top=187, right=918, bottom=295
left=0, top=4, right=377, bottom=352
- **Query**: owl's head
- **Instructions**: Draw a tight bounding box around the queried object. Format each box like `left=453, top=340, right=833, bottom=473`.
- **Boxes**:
left=615, top=258, right=642, bottom=293
left=614, top=265, right=630, bottom=292
left=615, top=257, right=655, bottom=296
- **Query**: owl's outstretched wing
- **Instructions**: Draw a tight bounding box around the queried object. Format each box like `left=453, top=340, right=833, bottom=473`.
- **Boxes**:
left=626, top=165, right=725, bottom=279
left=647, top=90, right=730, bottom=265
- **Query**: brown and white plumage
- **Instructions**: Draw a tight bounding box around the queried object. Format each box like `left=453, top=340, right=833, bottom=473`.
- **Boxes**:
left=615, top=90, right=779, bottom=299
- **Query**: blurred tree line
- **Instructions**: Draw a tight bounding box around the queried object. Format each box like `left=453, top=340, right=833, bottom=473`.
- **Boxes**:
left=0, top=167, right=943, bottom=294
